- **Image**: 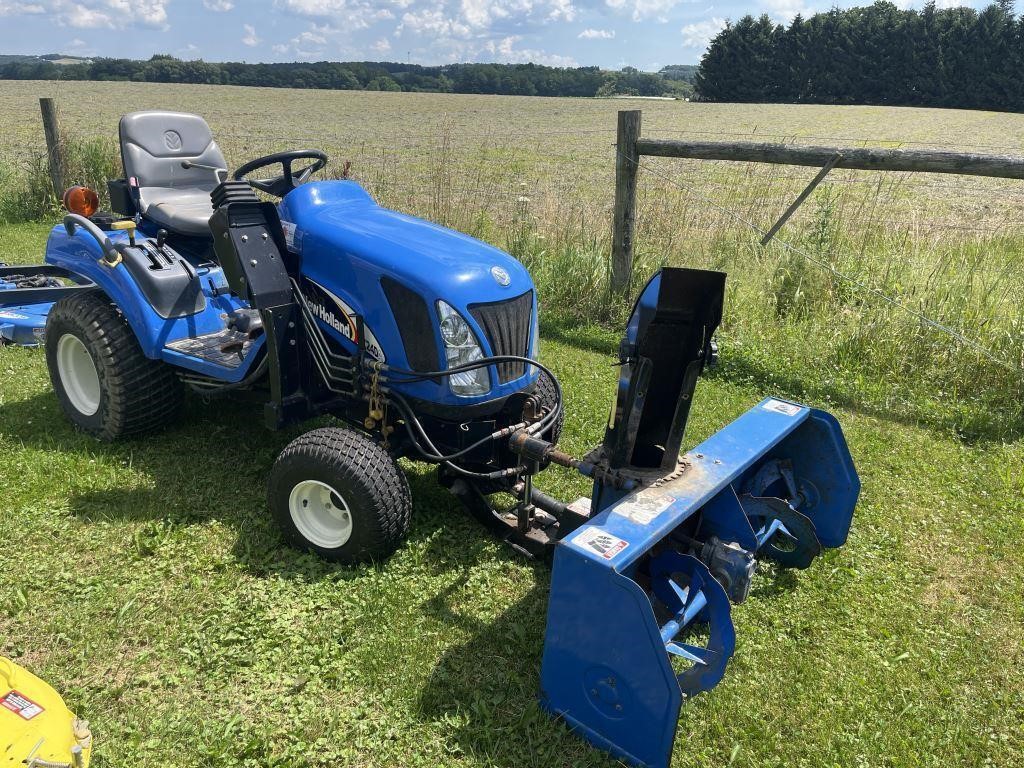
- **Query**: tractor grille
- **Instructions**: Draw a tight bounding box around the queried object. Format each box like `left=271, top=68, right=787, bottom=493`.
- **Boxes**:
left=469, top=290, right=533, bottom=384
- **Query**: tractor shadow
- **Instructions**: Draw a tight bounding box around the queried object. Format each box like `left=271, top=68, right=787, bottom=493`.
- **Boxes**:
left=0, top=390, right=376, bottom=580
left=412, top=561, right=614, bottom=767
left=410, top=530, right=801, bottom=768
left=0, top=389, right=520, bottom=585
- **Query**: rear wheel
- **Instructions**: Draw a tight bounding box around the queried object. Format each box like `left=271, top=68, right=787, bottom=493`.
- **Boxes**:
left=268, top=427, right=413, bottom=563
left=45, top=291, right=183, bottom=440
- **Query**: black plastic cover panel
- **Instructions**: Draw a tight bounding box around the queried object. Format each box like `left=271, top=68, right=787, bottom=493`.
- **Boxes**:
left=382, top=277, right=440, bottom=373
left=119, top=241, right=206, bottom=319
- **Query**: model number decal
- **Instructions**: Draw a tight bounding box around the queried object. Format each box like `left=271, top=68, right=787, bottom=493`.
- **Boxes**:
left=763, top=399, right=802, bottom=417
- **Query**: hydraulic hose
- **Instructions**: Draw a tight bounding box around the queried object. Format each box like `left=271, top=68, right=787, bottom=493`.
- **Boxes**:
left=375, top=356, right=563, bottom=470
left=385, top=389, right=523, bottom=480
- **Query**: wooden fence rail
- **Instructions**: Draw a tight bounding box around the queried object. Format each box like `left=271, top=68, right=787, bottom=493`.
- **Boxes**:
left=610, top=109, right=1024, bottom=295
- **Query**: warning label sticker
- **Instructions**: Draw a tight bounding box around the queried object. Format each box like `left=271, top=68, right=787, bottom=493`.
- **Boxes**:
left=1, top=690, right=44, bottom=720
left=613, top=490, right=676, bottom=526
left=762, top=398, right=802, bottom=417
left=573, top=528, right=629, bottom=560
left=281, top=221, right=300, bottom=252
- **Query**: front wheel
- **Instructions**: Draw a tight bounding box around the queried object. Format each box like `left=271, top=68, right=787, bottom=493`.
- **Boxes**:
left=268, top=427, right=413, bottom=563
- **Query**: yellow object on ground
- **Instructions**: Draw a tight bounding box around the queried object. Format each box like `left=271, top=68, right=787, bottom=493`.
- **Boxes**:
left=1, top=658, right=91, bottom=768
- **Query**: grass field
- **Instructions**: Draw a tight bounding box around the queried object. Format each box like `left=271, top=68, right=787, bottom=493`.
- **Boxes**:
left=1, top=82, right=1023, bottom=767
left=1, top=80, right=1021, bottom=438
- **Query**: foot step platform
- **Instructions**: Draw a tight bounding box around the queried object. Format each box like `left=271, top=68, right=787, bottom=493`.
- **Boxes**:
left=165, top=328, right=256, bottom=369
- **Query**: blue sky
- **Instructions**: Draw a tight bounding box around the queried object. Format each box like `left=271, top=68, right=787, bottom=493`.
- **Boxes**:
left=0, top=0, right=989, bottom=68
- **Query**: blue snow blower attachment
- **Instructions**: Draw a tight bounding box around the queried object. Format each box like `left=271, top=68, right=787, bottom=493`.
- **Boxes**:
left=528, top=269, right=859, bottom=768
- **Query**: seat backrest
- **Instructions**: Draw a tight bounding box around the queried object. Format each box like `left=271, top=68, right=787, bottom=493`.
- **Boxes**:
left=120, top=111, right=227, bottom=191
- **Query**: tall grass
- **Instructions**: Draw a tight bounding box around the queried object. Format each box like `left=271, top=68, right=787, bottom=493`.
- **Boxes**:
left=1, top=128, right=1020, bottom=440
left=0, top=133, right=119, bottom=223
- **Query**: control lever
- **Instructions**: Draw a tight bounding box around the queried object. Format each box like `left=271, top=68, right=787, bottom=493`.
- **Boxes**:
left=156, top=229, right=168, bottom=250
left=225, top=309, right=264, bottom=338
left=181, top=160, right=228, bottom=182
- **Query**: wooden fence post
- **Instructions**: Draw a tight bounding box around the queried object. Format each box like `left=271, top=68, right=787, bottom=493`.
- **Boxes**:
left=39, top=97, right=65, bottom=197
left=611, top=109, right=642, bottom=297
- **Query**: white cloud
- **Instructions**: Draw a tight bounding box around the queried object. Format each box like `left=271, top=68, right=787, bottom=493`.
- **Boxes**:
left=0, top=2, right=45, bottom=14
left=482, top=35, right=576, bottom=66
left=104, top=0, right=168, bottom=26
left=606, top=0, right=692, bottom=22
left=242, top=23, right=261, bottom=46
left=279, top=0, right=354, bottom=13
left=398, top=7, right=471, bottom=38
left=202, top=0, right=234, bottom=10
left=681, top=16, right=725, bottom=48
left=578, top=27, right=614, bottom=39
left=272, top=22, right=348, bottom=59
left=0, top=1, right=169, bottom=28
left=372, top=37, right=391, bottom=53
left=64, top=5, right=109, bottom=26
left=64, top=37, right=96, bottom=55
left=760, top=0, right=814, bottom=22
left=457, top=0, right=576, bottom=28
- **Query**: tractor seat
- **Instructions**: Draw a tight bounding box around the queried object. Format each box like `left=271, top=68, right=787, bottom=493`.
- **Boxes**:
left=119, top=111, right=227, bottom=237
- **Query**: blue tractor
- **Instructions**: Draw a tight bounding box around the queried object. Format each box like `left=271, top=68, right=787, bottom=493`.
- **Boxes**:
left=0, top=112, right=860, bottom=768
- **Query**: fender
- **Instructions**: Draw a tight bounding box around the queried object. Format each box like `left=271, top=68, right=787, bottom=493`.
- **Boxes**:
left=43, top=224, right=261, bottom=382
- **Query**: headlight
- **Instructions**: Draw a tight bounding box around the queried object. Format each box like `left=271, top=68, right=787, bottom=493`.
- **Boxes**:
left=437, top=301, right=490, bottom=396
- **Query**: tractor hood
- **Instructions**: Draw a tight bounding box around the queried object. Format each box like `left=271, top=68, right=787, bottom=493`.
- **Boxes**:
left=278, top=180, right=539, bottom=406
left=279, top=180, right=533, bottom=302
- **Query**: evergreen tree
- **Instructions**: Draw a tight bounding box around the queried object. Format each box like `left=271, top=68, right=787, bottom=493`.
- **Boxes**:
left=694, top=2, right=1024, bottom=112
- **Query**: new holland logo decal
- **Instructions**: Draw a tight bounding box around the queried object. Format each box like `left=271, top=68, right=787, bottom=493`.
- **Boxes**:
left=301, top=278, right=386, bottom=362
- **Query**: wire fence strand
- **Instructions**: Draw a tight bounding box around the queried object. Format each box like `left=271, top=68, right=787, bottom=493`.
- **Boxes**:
left=629, top=152, right=1023, bottom=374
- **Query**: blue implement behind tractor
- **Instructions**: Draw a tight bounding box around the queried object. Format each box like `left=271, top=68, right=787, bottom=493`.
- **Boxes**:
left=0, top=111, right=859, bottom=767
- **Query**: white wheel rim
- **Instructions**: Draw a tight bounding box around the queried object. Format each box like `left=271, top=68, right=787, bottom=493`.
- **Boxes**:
left=288, top=480, right=353, bottom=549
left=56, top=333, right=101, bottom=416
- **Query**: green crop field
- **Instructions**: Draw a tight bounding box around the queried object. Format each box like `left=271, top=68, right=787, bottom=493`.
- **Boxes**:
left=1, top=81, right=1022, bottom=768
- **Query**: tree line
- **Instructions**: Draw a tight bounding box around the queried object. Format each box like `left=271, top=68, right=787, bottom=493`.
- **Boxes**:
left=696, top=1, right=1023, bottom=111
left=0, top=55, right=696, bottom=99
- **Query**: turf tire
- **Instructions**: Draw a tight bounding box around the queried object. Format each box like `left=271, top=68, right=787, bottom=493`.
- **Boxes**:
left=268, top=427, right=413, bottom=564
left=533, top=370, right=564, bottom=446
left=45, top=290, right=183, bottom=440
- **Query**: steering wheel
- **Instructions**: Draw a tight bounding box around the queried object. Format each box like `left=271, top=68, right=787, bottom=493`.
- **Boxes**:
left=232, top=149, right=328, bottom=197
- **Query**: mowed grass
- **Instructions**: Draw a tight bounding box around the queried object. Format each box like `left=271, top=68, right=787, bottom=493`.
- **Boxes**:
left=1, top=221, right=1023, bottom=768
